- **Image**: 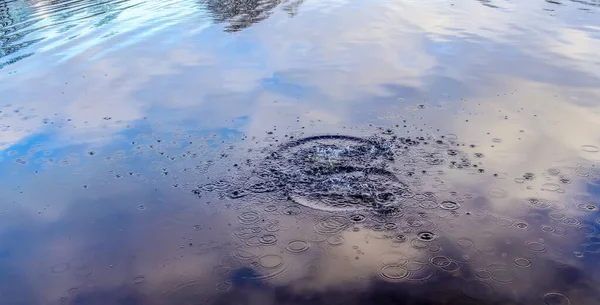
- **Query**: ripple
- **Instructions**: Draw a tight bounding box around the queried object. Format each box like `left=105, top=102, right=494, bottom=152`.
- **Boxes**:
left=487, top=264, right=516, bottom=283
left=259, top=254, right=284, bottom=269
left=52, top=263, right=70, bottom=273
left=286, top=240, right=310, bottom=253
left=439, top=201, right=460, bottom=210
left=456, top=238, right=474, bottom=248
left=161, top=281, right=210, bottom=305
left=581, top=145, right=599, bottom=153
left=326, top=235, right=345, bottom=246
left=314, top=215, right=350, bottom=234
left=379, top=265, right=410, bottom=281
left=544, top=293, right=571, bottom=305
left=133, top=276, right=145, bottom=284
left=526, top=241, right=547, bottom=252
left=488, top=188, right=507, bottom=199
left=258, top=234, right=278, bottom=245
left=238, top=211, right=260, bottom=224
left=513, top=257, right=532, bottom=268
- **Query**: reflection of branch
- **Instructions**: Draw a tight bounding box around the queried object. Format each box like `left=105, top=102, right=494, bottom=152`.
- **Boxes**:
left=201, top=0, right=301, bottom=32
left=282, top=0, right=304, bottom=17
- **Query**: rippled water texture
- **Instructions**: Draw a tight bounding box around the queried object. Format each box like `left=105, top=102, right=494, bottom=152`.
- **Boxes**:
left=2, top=0, right=600, bottom=304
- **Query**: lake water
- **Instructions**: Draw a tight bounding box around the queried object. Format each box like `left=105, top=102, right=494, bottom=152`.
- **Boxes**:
left=1, top=0, right=600, bottom=304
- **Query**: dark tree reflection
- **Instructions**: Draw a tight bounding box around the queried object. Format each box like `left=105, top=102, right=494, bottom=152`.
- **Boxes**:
left=200, top=0, right=304, bottom=32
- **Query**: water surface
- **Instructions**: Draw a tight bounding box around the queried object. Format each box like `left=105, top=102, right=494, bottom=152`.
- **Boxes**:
left=1, top=0, right=600, bottom=304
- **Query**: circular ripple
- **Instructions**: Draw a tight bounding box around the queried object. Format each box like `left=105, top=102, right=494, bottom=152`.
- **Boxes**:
left=161, top=281, right=210, bottom=305
left=526, top=241, right=547, bottom=252
left=544, top=293, right=571, bottom=305
left=259, top=255, right=283, bottom=269
left=487, top=264, right=516, bottom=283
left=430, top=256, right=451, bottom=267
left=581, top=145, right=599, bottom=153
left=286, top=240, right=310, bottom=253
left=315, top=216, right=350, bottom=234
left=457, top=238, right=474, bottom=248
left=133, top=276, right=145, bottom=284
left=440, top=201, right=460, bottom=210
left=52, top=263, right=70, bottom=273
left=419, top=200, right=438, bottom=209
left=216, top=281, right=232, bottom=291
left=488, top=188, right=507, bottom=199
left=238, top=211, right=260, bottom=224
left=258, top=234, right=278, bottom=245
left=475, top=269, right=491, bottom=279
left=327, top=235, right=345, bottom=246
left=380, top=265, right=410, bottom=281
left=513, top=257, right=532, bottom=268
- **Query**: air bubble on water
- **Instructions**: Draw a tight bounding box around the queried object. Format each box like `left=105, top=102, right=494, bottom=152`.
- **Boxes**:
left=576, top=203, right=598, bottom=212
left=523, top=173, right=535, bottom=180
left=417, top=231, right=436, bottom=241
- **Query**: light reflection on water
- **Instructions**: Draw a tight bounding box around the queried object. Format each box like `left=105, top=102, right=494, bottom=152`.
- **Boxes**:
left=1, top=0, right=600, bottom=304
